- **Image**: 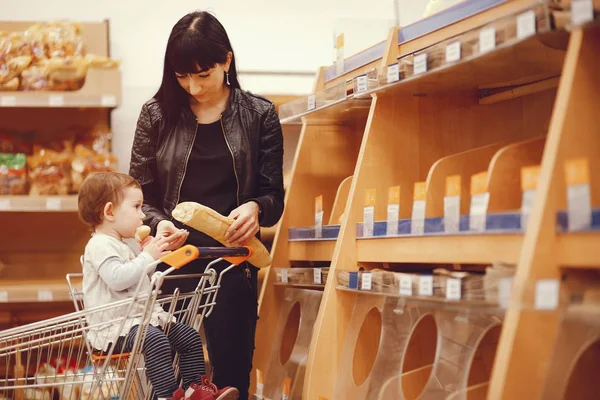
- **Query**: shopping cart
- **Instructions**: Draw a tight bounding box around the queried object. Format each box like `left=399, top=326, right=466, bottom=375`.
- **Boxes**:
left=0, top=244, right=254, bottom=400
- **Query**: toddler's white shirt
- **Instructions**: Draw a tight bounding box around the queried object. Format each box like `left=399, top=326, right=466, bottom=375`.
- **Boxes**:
left=82, top=233, right=174, bottom=351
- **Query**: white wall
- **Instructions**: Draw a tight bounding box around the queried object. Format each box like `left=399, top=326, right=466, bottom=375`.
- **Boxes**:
left=1, top=0, right=428, bottom=171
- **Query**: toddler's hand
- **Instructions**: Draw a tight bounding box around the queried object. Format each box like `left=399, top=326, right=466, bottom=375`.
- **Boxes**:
left=143, top=236, right=170, bottom=260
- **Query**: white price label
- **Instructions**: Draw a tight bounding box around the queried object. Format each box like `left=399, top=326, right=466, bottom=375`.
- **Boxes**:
left=386, top=203, right=399, bottom=236
left=567, top=184, right=592, bottom=231
left=49, top=95, right=65, bottom=107
left=521, top=189, right=536, bottom=230
left=336, top=42, right=344, bottom=75
left=282, top=395, right=289, bottom=400
left=315, top=210, right=324, bottom=238
left=517, top=10, right=536, bottom=39
left=356, top=75, right=368, bottom=94
left=411, top=200, right=426, bottom=235
left=414, top=53, right=428, bottom=75
left=444, top=195, right=460, bottom=233
left=445, top=41, right=461, bottom=63
left=446, top=278, right=461, bottom=300
left=307, top=94, right=316, bottom=111
left=0, top=96, right=16, bottom=107
left=535, top=279, right=560, bottom=310
left=38, top=290, right=54, bottom=302
left=479, top=27, right=496, bottom=54
left=313, top=268, right=322, bottom=285
left=0, top=198, right=11, bottom=211
left=363, top=206, right=375, bottom=237
left=0, top=291, right=7, bottom=302
left=498, top=277, right=514, bottom=309
left=572, top=0, right=594, bottom=26
left=387, top=63, right=400, bottom=84
left=256, top=383, right=264, bottom=399
left=419, top=276, right=433, bottom=296
left=399, top=275, right=413, bottom=296
left=361, top=272, right=372, bottom=291
left=101, top=95, right=117, bottom=107
left=469, top=192, right=490, bottom=232
left=281, top=269, right=289, bottom=284
left=46, top=197, right=62, bottom=211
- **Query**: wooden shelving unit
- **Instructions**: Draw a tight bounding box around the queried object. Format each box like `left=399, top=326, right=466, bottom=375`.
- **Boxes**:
left=0, top=20, right=121, bottom=329
left=257, top=0, right=600, bottom=399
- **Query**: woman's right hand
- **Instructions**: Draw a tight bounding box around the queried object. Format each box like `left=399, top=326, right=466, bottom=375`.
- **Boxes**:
left=156, top=220, right=189, bottom=251
left=142, top=236, right=170, bottom=260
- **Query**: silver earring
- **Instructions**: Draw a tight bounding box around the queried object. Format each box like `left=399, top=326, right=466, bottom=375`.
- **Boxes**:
left=226, top=72, right=230, bottom=86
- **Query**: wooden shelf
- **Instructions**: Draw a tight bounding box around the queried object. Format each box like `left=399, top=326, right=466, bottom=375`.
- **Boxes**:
left=0, top=280, right=72, bottom=304
left=369, top=30, right=566, bottom=97
left=557, top=232, right=600, bottom=268
left=356, top=234, right=522, bottom=264
left=0, top=69, right=121, bottom=108
left=288, top=241, right=336, bottom=262
left=280, top=96, right=372, bottom=125
left=0, top=20, right=119, bottom=331
left=0, top=195, right=79, bottom=212
left=257, top=2, right=600, bottom=399
left=273, top=283, right=326, bottom=291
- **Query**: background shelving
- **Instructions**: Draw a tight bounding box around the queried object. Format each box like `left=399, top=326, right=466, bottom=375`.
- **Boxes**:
left=259, top=1, right=600, bottom=399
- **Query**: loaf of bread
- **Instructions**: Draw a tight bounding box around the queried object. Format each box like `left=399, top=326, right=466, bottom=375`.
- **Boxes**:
left=172, top=202, right=272, bottom=268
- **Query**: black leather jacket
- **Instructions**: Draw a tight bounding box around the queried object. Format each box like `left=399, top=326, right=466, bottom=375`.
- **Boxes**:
left=129, top=88, right=284, bottom=233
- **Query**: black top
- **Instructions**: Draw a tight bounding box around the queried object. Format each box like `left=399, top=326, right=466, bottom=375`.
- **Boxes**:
left=175, top=120, right=238, bottom=247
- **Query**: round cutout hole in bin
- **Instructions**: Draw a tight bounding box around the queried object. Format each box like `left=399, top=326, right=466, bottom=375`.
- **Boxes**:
left=401, top=314, right=438, bottom=400
left=352, top=307, right=383, bottom=387
left=279, top=302, right=301, bottom=366
left=467, top=324, right=502, bottom=387
left=564, top=339, right=600, bottom=400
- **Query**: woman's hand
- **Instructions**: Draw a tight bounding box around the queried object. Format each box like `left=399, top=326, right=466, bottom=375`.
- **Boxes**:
left=156, top=220, right=189, bottom=251
left=225, top=202, right=260, bottom=246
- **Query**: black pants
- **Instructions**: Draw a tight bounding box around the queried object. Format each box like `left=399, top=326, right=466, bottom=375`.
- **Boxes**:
left=159, top=258, right=258, bottom=400
left=114, top=323, right=205, bottom=398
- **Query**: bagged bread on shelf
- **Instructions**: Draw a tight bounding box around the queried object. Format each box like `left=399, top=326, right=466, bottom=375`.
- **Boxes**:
left=483, top=262, right=516, bottom=303
left=0, top=55, right=33, bottom=84
left=22, top=28, right=48, bottom=64
left=28, top=139, right=72, bottom=195
left=0, top=153, right=27, bottom=195
left=275, top=267, right=324, bottom=285
left=433, top=268, right=486, bottom=300
left=47, top=56, right=88, bottom=91
left=0, top=132, right=33, bottom=154
left=20, top=61, right=49, bottom=91
left=27, top=21, right=86, bottom=58
left=71, top=144, right=117, bottom=193
left=0, top=32, right=27, bottom=58
left=0, top=76, right=18, bottom=91
left=84, top=54, right=120, bottom=69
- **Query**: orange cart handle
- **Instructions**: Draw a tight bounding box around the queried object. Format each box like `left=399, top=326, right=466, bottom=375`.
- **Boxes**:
left=160, top=245, right=253, bottom=269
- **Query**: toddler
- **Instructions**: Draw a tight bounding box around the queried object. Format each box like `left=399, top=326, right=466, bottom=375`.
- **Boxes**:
left=78, top=172, right=238, bottom=400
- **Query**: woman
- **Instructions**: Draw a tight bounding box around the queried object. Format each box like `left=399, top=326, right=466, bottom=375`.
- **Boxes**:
left=129, top=11, right=284, bottom=400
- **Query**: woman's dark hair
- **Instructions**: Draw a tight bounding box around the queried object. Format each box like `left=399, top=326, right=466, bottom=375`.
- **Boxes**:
left=154, top=11, right=240, bottom=127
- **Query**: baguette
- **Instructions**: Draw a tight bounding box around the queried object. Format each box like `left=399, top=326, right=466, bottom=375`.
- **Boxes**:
left=172, top=202, right=272, bottom=268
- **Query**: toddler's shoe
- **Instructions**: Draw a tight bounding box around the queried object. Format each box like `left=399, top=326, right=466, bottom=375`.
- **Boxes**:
left=186, top=375, right=239, bottom=400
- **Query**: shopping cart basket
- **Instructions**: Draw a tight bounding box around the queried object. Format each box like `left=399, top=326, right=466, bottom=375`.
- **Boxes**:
left=0, top=244, right=254, bottom=400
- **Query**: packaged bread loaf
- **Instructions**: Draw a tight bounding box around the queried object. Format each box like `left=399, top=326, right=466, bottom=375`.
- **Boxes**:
left=0, top=153, right=27, bottom=195
left=172, top=202, right=272, bottom=268
left=20, top=61, right=49, bottom=91
left=28, top=139, right=72, bottom=195
left=0, top=77, right=18, bottom=91
left=47, top=56, right=88, bottom=91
